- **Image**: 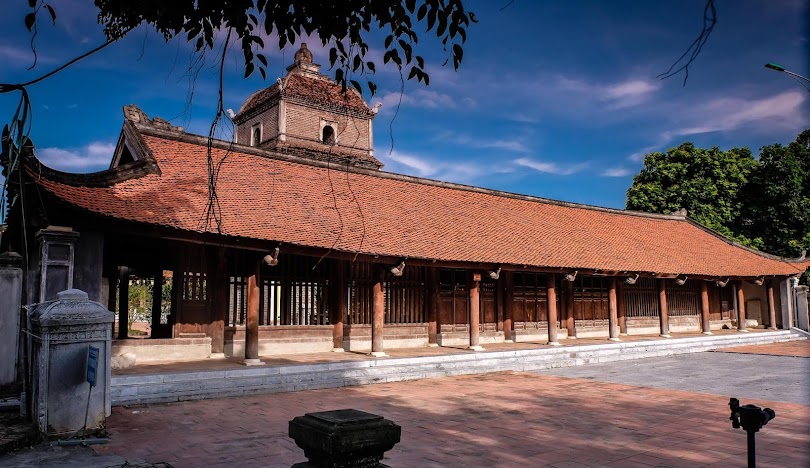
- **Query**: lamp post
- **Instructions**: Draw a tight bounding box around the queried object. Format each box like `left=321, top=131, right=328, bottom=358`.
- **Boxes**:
left=764, top=63, right=810, bottom=92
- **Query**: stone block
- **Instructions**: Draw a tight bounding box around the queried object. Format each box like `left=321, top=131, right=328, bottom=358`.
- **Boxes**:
left=289, top=409, right=401, bottom=468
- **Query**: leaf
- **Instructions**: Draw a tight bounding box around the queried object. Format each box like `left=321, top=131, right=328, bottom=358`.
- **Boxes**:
left=257, top=54, right=268, bottom=67
left=350, top=79, right=362, bottom=94
left=244, top=62, right=254, bottom=78
left=24, top=13, right=35, bottom=32
left=44, top=4, right=56, bottom=23
left=28, top=0, right=36, bottom=7
left=366, top=61, right=376, bottom=73
left=417, top=4, right=427, bottom=21
left=368, top=81, right=377, bottom=96
left=259, top=67, right=266, bottom=80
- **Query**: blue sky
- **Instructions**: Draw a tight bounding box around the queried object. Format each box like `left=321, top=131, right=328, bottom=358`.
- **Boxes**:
left=0, top=0, right=808, bottom=210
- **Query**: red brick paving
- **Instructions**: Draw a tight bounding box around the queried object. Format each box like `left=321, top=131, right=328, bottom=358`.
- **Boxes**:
left=94, top=372, right=810, bottom=468
left=714, top=339, right=810, bottom=357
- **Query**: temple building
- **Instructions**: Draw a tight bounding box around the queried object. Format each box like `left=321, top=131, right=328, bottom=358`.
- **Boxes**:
left=2, top=45, right=808, bottom=363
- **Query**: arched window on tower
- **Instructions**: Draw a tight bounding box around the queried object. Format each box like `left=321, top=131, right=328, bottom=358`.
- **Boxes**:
left=251, top=124, right=262, bottom=147
left=322, top=125, right=335, bottom=145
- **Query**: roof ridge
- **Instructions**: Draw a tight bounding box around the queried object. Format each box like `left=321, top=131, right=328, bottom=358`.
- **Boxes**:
left=136, top=124, right=688, bottom=222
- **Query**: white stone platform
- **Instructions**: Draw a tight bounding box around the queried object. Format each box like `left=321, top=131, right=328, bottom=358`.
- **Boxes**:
left=110, top=329, right=804, bottom=406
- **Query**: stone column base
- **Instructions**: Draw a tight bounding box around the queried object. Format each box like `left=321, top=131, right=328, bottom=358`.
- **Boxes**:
left=241, top=358, right=265, bottom=366
left=468, top=345, right=485, bottom=351
left=369, top=351, right=388, bottom=358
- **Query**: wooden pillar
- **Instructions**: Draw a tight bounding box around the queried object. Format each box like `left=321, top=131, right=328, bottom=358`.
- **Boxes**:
left=242, top=261, right=262, bottom=365
left=117, top=266, right=129, bottom=339
left=469, top=273, right=483, bottom=350
left=371, top=268, right=386, bottom=357
left=658, top=278, right=671, bottom=337
left=330, top=261, right=346, bottom=351
left=150, top=270, right=163, bottom=334
left=565, top=280, right=576, bottom=338
left=547, top=274, right=560, bottom=345
left=608, top=277, right=620, bottom=341
left=766, top=280, right=777, bottom=330
left=427, top=268, right=439, bottom=346
left=700, top=281, right=712, bottom=335
left=503, top=271, right=514, bottom=342
left=617, top=281, right=627, bottom=335
left=736, top=281, right=748, bottom=332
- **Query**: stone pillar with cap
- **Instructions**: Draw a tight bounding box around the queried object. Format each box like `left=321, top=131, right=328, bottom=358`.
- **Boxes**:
left=27, top=289, right=114, bottom=438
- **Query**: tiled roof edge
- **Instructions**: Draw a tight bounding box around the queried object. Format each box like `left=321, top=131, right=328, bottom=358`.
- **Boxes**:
left=135, top=124, right=694, bottom=222
left=25, top=122, right=160, bottom=187
left=683, top=218, right=810, bottom=268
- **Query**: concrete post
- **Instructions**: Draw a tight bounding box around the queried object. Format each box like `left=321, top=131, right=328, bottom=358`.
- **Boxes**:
left=608, top=277, right=620, bottom=341
left=370, top=268, right=386, bottom=357
left=779, top=279, right=794, bottom=329
left=28, top=289, right=114, bottom=438
left=736, top=281, right=748, bottom=332
left=242, top=262, right=263, bottom=366
left=766, top=281, right=777, bottom=330
left=0, top=252, right=23, bottom=388
left=658, top=279, right=671, bottom=337
left=796, top=286, right=809, bottom=332
left=617, top=281, right=628, bottom=335
left=503, top=271, right=514, bottom=342
left=330, top=261, right=346, bottom=352
left=700, top=281, right=712, bottom=335
left=426, top=268, right=439, bottom=346
left=565, top=280, right=576, bottom=338
left=547, top=274, right=560, bottom=345
left=468, top=273, right=483, bottom=351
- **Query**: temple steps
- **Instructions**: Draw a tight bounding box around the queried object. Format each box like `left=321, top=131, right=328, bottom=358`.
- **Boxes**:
left=111, top=330, right=803, bottom=406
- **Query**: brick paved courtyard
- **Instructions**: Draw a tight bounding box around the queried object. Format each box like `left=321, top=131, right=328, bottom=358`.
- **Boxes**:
left=93, top=367, right=809, bottom=467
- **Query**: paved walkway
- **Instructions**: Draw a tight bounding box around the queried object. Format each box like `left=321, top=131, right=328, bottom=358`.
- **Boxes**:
left=714, top=338, right=810, bottom=357
left=539, top=347, right=809, bottom=405
left=93, top=354, right=807, bottom=467
left=4, top=341, right=807, bottom=467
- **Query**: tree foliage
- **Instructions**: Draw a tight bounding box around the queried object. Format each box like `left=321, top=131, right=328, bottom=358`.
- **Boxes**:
left=29, top=0, right=477, bottom=96
left=626, top=130, right=810, bottom=282
left=626, top=142, right=758, bottom=245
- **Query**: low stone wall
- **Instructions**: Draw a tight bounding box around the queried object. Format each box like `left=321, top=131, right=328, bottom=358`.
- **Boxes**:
left=344, top=325, right=429, bottom=352
left=226, top=326, right=333, bottom=357
left=625, top=316, right=701, bottom=335
left=112, top=337, right=212, bottom=362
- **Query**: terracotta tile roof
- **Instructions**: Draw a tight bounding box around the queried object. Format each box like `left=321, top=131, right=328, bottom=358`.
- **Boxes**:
left=32, top=128, right=809, bottom=278
left=237, top=73, right=373, bottom=119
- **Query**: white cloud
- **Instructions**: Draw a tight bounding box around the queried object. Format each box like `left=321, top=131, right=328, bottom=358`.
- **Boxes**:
left=601, top=167, right=633, bottom=177
left=380, top=150, right=499, bottom=184
left=376, top=88, right=472, bottom=113
left=37, top=142, right=115, bottom=172
left=555, top=76, right=660, bottom=109
left=664, top=90, right=807, bottom=139
left=433, top=131, right=528, bottom=153
left=514, top=157, right=587, bottom=176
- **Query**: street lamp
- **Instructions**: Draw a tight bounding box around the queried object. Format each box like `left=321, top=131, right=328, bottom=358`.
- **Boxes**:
left=764, top=62, right=810, bottom=92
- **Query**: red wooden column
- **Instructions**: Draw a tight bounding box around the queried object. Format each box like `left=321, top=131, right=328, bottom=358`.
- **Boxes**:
left=565, top=280, right=576, bottom=338
left=427, top=268, right=439, bottom=346
left=658, top=278, right=671, bottom=337
left=330, top=261, right=346, bottom=352
left=766, top=280, right=778, bottom=330
left=700, top=281, right=712, bottom=335
left=503, top=271, right=514, bottom=342
left=736, top=281, right=748, bottom=332
left=469, top=273, right=484, bottom=350
left=371, top=268, right=387, bottom=357
left=617, top=281, right=627, bottom=335
left=242, top=260, right=263, bottom=365
left=608, top=277, right=620, bottom=341
left=547, top=274, right=561, bottom=345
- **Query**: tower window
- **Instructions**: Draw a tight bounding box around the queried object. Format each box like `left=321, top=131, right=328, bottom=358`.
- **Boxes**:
left=251, top=124, right=262, bottom=147
left=322, top=125, right=335, bottom=145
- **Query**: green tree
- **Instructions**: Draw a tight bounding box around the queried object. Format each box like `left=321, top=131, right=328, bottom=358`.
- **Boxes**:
left=625, top=142, right=760, bottom=246
left=741, top=129, right=810, bottom=259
